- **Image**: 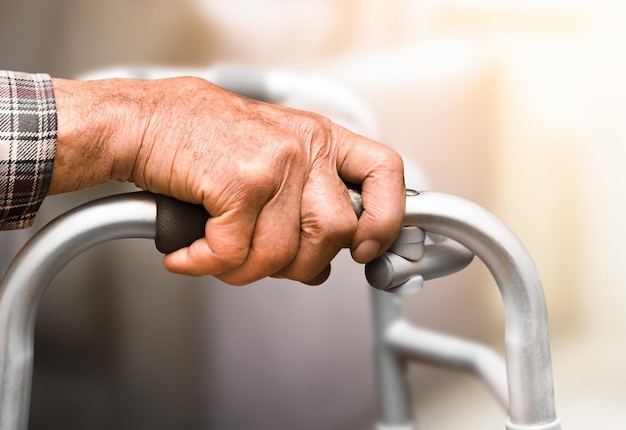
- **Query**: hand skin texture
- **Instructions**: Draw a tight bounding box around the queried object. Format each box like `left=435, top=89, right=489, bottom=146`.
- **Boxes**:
left=49, top=76, right=405, bottom=286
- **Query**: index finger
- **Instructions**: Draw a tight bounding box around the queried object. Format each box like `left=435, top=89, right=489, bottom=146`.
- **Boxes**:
left=336, top=129, right=406, bottom=263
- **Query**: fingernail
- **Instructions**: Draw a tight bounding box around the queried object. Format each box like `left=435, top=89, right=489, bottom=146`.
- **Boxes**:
left=354, top=239, right=381, bottom=263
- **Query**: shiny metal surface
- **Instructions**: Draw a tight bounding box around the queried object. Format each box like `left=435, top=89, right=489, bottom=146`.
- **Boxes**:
left=400, top=191, right=560, bottom=430
left=0, top=192, right=157, bottom=430
left=386, top=319, right=509, bottom=410
left=0, top=189, right=561, bottom=430
left=365, top=235, right=474, bottom=292
left=371, top=289, right=414, bottom=428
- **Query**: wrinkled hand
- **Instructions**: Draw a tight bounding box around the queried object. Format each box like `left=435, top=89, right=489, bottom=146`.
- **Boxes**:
left=51, top=76, right=405, bottom=285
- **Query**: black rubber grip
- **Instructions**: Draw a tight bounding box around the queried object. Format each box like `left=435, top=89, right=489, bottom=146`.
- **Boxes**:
left=154, top=194, right=211, bottom=254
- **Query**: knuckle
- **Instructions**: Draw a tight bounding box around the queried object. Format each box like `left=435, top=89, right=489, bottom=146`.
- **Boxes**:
left=374, top=146, right=404, bottom=175
left=318, top=220, right=356, bottom=247
left=292, top=112, right=329, bottom=142
left=276, top=132, right=304, bottom=155
left=227, top=165, right=277, bottom=207
left=305, top=200, right=359, bottom=245
left=211, top=241, right=250, bottom=269
left=386, top=149, right=405, bottom=173
left=332, top=207, right=359, bottom=237
left=271, top=135, right=308, bottom=174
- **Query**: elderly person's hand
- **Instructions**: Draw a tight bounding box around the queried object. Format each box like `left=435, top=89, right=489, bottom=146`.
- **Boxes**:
left=49, top=76, right=405, bottom=285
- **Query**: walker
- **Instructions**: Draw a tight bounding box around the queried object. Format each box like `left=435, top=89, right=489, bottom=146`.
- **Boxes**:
left=0, top=66, right=561, bottom=430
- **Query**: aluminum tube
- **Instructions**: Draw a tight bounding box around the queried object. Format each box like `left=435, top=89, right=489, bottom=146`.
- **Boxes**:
left=0, top=192, right=157, bottom=430
left=404, top=192, right=560, bottom=429
left=370, top=289, right=414, bottom=428
left=386, top=320, right=509, bottom=410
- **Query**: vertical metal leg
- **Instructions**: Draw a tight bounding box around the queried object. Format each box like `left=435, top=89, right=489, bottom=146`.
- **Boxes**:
left=371, top=289, right=415, bottom=430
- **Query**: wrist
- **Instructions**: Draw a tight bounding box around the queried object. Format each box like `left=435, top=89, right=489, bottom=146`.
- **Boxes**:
left=49, top=77, right=148, bottom=194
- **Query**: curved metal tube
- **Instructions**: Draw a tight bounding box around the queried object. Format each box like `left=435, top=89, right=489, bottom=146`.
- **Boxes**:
left=403, top=191, right=560, bottom=430
left=386, top=320, right=509, bottom=410
left=0, top=190, right=561, bottom=430
left=0, top=193, right=157, bottom=430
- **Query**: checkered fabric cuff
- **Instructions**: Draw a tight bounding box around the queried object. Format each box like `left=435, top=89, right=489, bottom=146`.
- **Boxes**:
left=0, top=71, right=57, bottom=230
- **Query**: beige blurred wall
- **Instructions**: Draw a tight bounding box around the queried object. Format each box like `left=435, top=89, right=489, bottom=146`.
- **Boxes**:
left=0, top=0, right=211, bottom=76
left=414, top=3, right=626, bottom=342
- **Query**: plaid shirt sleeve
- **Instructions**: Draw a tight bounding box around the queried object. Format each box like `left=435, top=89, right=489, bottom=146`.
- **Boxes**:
left=0, top=71, right=56, bottom=230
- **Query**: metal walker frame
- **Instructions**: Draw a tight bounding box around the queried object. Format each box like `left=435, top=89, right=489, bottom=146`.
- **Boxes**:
left=0, top=66, right=561, bottom=430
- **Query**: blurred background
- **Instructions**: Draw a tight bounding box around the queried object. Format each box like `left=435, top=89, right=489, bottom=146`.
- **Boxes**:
left=1, top=0, right=625, bottom=428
